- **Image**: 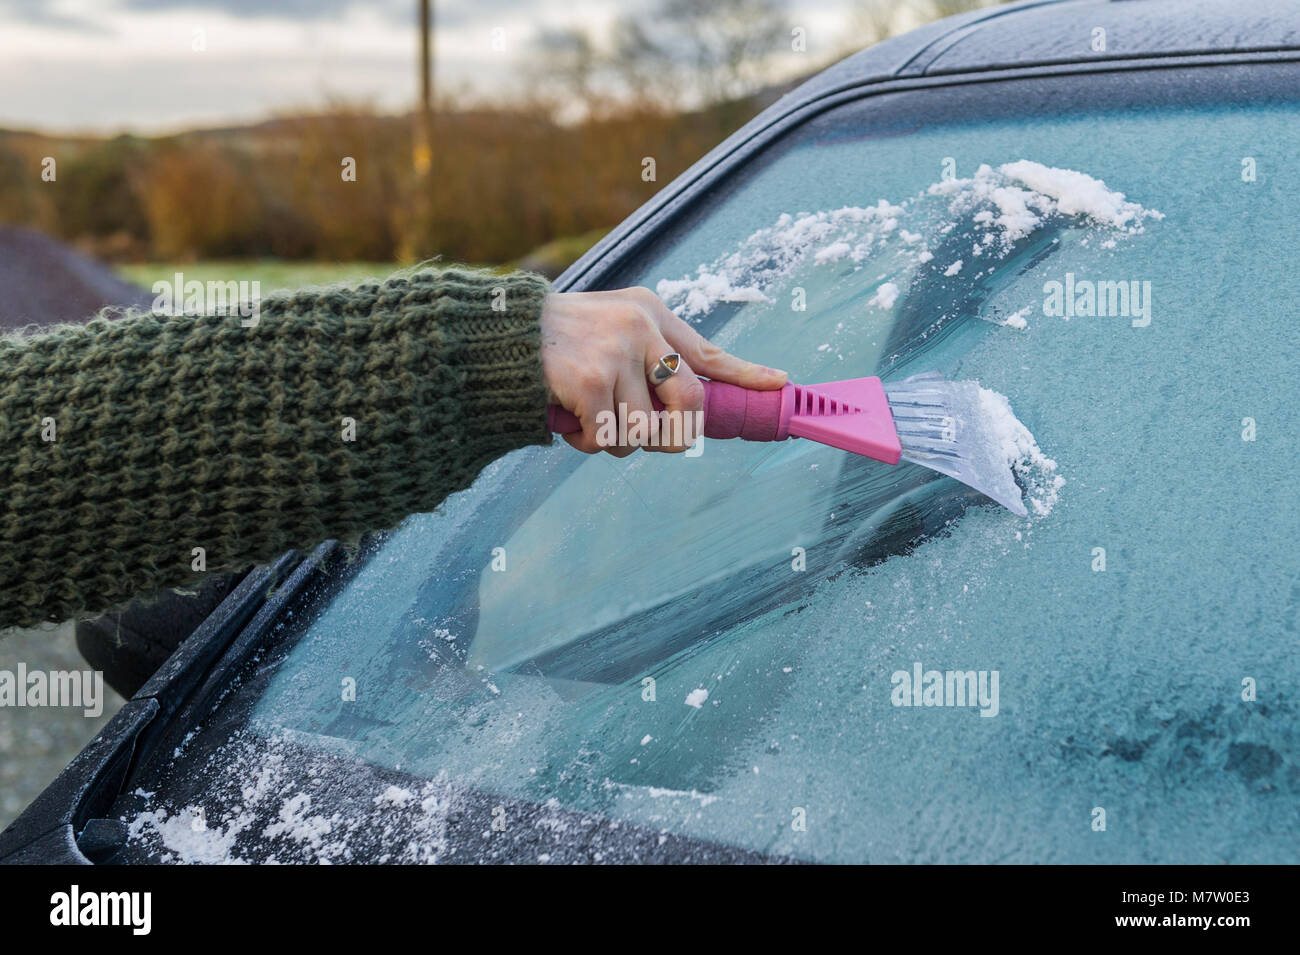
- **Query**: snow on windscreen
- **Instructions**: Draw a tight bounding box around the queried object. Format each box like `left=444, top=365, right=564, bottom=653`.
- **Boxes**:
left=125, top=731, right=462, bottom=863
left=656, top=161, right=1162, bottom=323
left=654, top=160, right=1161, bottom=518
left=975, top=383, right=1063, bottom=517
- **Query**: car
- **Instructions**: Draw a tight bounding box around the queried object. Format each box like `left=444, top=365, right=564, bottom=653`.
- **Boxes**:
left=4, top=0, right=1299, bottom=865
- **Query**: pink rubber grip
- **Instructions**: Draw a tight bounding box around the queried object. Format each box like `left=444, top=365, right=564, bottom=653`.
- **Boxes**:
left=546, top=379, right=793, bottom=442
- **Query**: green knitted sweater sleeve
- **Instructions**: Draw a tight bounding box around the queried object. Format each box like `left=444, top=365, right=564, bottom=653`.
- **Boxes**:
left=0, top=268, right=553, bottom=630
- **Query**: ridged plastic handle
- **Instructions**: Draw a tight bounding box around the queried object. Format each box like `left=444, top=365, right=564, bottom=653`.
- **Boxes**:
left=546, top=379, right=792, bottom=441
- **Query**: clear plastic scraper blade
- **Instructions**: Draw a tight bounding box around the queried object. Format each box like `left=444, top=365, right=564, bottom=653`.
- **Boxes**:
left=883, top=371, right=1028, bottom=517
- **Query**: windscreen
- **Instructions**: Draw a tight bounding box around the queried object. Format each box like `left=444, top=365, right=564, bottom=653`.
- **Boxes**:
left=124, top=69, right=1300, bottom=864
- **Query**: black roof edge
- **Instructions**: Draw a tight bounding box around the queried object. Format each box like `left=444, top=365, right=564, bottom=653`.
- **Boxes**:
left=893, top=0, right=1068, bottom=76
left=554, top=48, right=1300, bottom=294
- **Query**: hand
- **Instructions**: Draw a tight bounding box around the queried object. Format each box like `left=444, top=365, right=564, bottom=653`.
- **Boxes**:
left=540, top=286, right=787, bottom=456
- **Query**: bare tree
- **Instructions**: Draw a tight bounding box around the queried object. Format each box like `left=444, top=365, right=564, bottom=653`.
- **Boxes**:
left=527, top=26, right=603, bottom=114
left=528, top=0, right=1013, bottom=120
left=612, top=0, right=791, bottom=108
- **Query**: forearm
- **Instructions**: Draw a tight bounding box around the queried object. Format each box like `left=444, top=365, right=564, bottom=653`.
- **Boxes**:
left=0, top=268, right=552, bottom=630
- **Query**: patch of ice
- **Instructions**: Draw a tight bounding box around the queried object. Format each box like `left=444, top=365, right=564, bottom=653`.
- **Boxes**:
left=126, top=807, right=250, bottom=865
left=374, top=785, right=415, bottom=807
left=644, top=786, right=719, bottom=806
left=999, top=306, right=1031, bottom=330
left=264, top=793, right=335, bottom=850
left=868, top=282, right=900, bottom=309
left=684, top=688, right=709, bottom=708
left=656, top=200, right=904, bottom=318
left=123, top=731, right=461, bottom=864
left=975, top=386, right=1065, bottom=517
left=654, top=271, right=768, bottom=319
left=657, top=160, right=1159, bottom=321
left=999, top=160, right=1163, bottom=231
left=931, top=161, right=1161, bottom=251
left=814, top=240, right=852, bottom=264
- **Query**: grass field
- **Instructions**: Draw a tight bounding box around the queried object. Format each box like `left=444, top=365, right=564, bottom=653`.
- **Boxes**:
left=115, top=261, right=408, bottom=296
left=113, top=229, right=607, bottom=297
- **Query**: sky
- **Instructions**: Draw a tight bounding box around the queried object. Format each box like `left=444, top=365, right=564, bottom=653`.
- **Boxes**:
left=0, top=0, right=872, bottom=134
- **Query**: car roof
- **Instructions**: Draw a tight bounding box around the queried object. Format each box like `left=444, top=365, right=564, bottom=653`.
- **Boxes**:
left=794, top=0, right=1300, bottom=98
left=559, top=0, right=1300, bottom=292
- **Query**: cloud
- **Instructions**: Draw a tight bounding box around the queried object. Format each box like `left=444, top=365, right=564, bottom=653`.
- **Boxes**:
left=0, top=0, right=602, bottom=36
left=120, top=0, right=405, bottom=19
left=0, top=0, right=110, bottom=33
left=113, top=0, right=533, bottom=28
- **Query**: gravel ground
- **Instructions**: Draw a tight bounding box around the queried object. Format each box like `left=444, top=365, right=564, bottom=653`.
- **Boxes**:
left=0, top=623, right=126, bottom=831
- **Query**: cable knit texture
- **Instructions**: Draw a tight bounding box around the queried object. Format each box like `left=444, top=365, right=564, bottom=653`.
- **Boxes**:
left=0, top=268, right=552, bottom=630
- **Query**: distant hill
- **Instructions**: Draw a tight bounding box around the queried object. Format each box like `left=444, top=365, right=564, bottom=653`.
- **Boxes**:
left=0, top=71, right=824, bottom=268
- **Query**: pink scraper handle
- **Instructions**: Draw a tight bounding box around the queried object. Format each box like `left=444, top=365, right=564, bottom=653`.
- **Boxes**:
left=546, top=375, right=903, bottom=465
left=546, top=379, right=791, bottom=441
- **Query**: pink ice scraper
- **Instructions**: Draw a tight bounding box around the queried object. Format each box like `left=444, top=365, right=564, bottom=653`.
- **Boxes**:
left=548, top=370, right=1028, bottom=517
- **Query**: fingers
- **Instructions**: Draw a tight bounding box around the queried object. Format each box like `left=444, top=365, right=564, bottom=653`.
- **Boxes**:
left=557, top=362, right=657, bottom=458
left=643, top=336, right=704, bottom=453
left=609, top=363, right=655, bottom=458
left=639, top=291, right=787, bottom=391
left=560, top=400, right=609, bottom=454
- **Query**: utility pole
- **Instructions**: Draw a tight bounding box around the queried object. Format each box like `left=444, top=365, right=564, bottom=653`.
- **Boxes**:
left=405, top=0, right=435, bottom=260
left=414, top=0, right=434, bottom=176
